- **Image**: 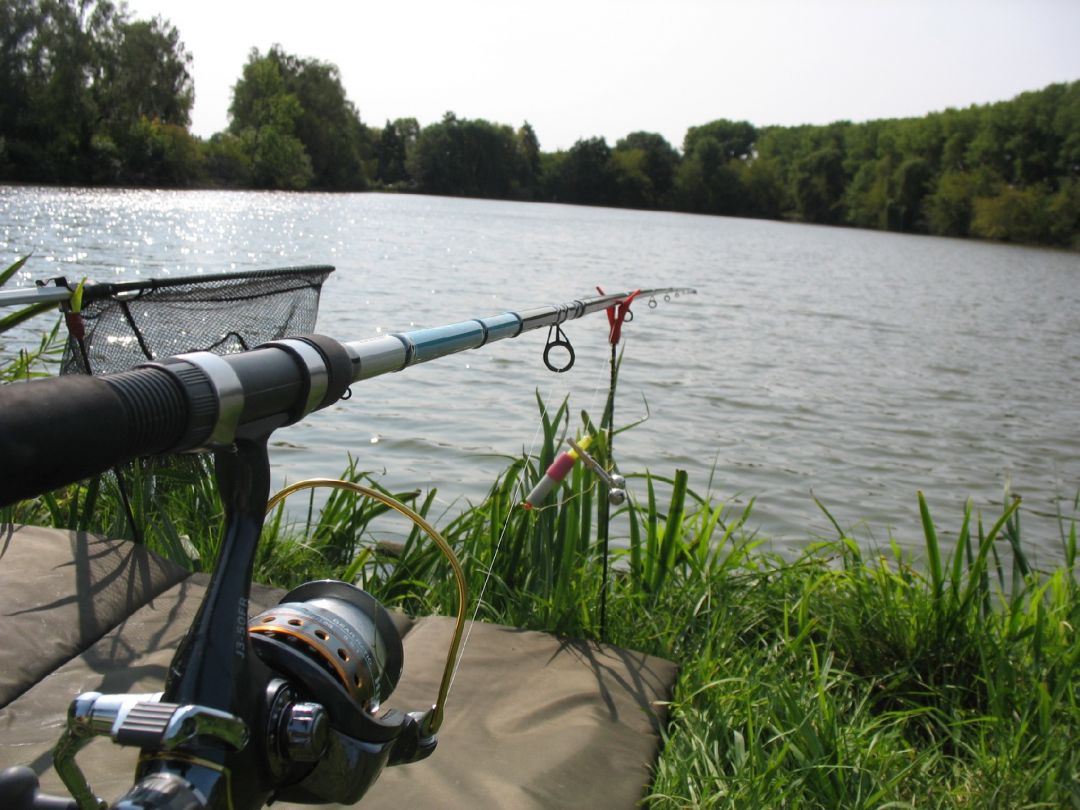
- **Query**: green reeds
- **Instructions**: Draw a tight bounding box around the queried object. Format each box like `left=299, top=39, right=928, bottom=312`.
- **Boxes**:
left=0, top=257, right=64, bottom=384
left=0, top=256, right=60, bottom=339
left=3, top=376, right=1077, bottom=806
left=646, top=493, right=1079, bottom=809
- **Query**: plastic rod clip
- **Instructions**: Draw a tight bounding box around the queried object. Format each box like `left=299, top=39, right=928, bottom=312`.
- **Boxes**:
left=596, top=287, right=642, bottom=345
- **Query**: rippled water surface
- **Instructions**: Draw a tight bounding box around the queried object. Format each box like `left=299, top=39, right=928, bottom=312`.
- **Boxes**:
left=3, top=187, right=1079, bottom=561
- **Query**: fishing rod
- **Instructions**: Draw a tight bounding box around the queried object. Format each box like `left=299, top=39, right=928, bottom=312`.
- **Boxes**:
left=0, top=283, right=695, bottom=810
left=344, top=286, right=696, bottom=378
left=1, top=285, right=696, bottom=502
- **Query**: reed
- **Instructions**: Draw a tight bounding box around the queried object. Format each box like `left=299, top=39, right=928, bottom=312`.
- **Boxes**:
left=3, top=309, right=1077, bottom=805
left=0, top=263, right=64, bottom=386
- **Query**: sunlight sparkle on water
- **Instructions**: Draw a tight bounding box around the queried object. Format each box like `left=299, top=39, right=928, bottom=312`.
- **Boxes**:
left=2, top=187, right=1076, bottom=561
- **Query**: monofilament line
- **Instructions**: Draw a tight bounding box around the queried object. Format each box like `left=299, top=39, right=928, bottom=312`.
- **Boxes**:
left=447, top=338, right=610, bottom=694
left=447, top=377, right=560, bottom=694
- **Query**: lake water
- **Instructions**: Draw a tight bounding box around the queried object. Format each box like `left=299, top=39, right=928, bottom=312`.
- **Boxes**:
left=2, top=186, right=1079, bottom=564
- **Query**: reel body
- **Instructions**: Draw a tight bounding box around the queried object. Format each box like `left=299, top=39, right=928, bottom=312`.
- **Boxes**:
left=250, top=581, right=404, bottom=716
left=36, top=472, right=462, bottom=810
left=250, top=579, right=433, bottom=806
left=40, top=579, right=427, bottom=810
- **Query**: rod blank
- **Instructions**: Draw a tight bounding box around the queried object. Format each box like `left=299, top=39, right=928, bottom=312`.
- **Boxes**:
left=344, top=287, right=696, bottom=384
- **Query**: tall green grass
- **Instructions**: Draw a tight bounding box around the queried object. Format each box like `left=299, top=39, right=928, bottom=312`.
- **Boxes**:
left=3, top=302, right=1078, bottom=805
left=309, top=431, right=1077, bottom=807
left=642, top=491, right=1079, bottom=808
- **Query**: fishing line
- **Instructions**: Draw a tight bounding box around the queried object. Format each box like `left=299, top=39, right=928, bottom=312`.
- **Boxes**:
left=448, top=297, right=667, bottom=688
left=447, top=368, right=567, bottom=694
left=449, top=321, right=610, bottom=676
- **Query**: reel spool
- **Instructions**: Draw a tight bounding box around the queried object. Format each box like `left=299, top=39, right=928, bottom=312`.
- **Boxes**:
left=246, top=478, right=468, bottom=805
left=249, top=580, right=404, bottom=713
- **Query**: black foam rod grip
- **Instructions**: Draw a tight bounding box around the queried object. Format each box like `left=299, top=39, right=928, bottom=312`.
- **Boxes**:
left=0, top=369, right=189, bottom=506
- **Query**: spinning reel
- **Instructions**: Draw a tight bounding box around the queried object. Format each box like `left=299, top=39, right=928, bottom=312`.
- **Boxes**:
left=34, top=476, right=465, bottom=810
left=250, top=478, right=467, bottom=805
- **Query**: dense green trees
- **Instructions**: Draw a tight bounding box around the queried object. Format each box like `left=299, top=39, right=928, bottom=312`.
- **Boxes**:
left=399, top=112, right=545, bottom=200
left=0, top=9, right=1077, bottom=248
left=613, top=131, right=679, bottom=208
left=374, top=118, right=412, bottom=186
left=406, top=112, right=512, bottom=197
left=229, top=46, right=370, bottom=190
left=653, top=85, right=1080, bottom=247
left=228, top=48, right=312, bottom=189
left=376, top=83, right=1080, bottom=247
left=0, top=0, right=194, bottom=185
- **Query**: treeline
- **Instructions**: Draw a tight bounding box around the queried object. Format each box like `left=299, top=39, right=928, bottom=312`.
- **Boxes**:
left=0, top=0, right=196, bottom=185
left=2, top=1, right=1078, bottom=248
left=380, top=87, right=1080, bottom=248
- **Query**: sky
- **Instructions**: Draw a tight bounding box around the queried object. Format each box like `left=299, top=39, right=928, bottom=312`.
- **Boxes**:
left=123, top=0, right=1080, bottom=152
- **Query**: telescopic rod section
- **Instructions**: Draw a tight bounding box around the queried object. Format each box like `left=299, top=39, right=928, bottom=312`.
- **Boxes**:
left=0, top=288, right=695, bottom=506
left=340, top=287, right=697, bottom=381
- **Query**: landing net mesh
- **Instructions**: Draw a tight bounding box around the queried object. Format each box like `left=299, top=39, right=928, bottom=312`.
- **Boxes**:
left=62, top=265, right=333, bottom=375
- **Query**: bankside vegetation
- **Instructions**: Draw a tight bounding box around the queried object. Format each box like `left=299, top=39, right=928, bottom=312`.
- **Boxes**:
left=2, top=299, right=1079, bottom=807
left=4, top=376, right=1080, bottom=807
left=2, top=0, right=1079, bottom=249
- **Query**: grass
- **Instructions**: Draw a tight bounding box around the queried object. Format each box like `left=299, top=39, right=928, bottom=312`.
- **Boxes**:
left=6, top=394, right=1078, bottom=808
left=643, top=497, right=1080, bottom=809
left=3, top=296, right=1078, bottom=806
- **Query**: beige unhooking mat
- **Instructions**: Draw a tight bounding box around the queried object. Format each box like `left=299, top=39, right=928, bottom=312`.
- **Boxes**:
left=0, top=524, right=677, bottom=809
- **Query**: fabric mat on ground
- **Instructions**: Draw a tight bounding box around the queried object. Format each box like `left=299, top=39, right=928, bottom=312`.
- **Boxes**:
left=0, top=524, right=677, bottom=809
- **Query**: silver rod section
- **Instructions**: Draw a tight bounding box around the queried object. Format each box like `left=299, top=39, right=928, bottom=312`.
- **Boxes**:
left=0, top=286, right=73, bottom=307
left=344, top=287, right=695, bottom=383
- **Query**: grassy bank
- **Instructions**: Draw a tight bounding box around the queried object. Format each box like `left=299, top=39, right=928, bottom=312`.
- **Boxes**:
left=5, top=401, right=1078, bottom=809
left=3, top=303, right=1077, bottom=806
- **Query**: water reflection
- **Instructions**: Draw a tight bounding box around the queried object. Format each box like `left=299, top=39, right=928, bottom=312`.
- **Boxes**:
left=2, top=186, right=1078, bottom=562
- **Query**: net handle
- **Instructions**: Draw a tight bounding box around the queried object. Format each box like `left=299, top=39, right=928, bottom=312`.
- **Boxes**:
left=78, top=264, right=334, bottom=302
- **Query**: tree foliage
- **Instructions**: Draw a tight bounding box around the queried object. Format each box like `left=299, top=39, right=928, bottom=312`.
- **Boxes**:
left=406, top=112, right=535, bottom=199
left=626, top=82, right=1079, bottom=248
left=556, top=137, right=617, bottom=205
left=100, top=18, right=194, bottom=130
left=0, top=0, right=192, bottom=184
left=228, top=46, right=371, bottom=190
left=0, top=20, right=1077, bottom=250
left=375, top=119, right=407, bottom=186
left=614, top=131, right=679, bottom=207
left=228, top=49, right=311, bottom=189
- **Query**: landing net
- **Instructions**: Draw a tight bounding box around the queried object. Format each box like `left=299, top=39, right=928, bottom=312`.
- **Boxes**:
left=62, top=265, right=333, bottom=375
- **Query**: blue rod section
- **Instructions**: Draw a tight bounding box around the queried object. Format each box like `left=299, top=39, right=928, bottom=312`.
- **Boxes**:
left=476, top=312, right=522, bottom=342
left=395, top=321, right=487, bottom=365
left=345, top=287, right=696, bottom=385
